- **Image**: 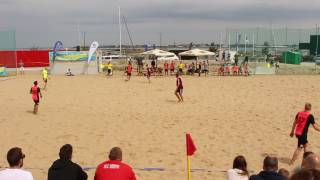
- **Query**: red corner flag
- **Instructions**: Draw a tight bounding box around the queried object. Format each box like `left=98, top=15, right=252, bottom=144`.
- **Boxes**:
left=186, top=133, right=197, bottom=156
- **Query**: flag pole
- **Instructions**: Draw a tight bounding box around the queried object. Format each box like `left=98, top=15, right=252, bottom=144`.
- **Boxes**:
left=187, top=156, right=191, bottom=180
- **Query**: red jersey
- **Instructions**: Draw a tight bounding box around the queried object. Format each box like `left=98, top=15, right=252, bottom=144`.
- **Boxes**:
left=31, top=85, right=40, bottom=101
left=127, top=65, right=133, bottom=73
left=176, top=77, right=183, bottom=89
left=164, top=63, right=169, bottom=70
left=94, top=160, right=136, bottom=180
left=233, top=65, right=239, bottom=72
left=295, top=111, right=310, bottom=136
left=226, top=65, right=230, bottom=71
left=170, top=63, right=175, bottom=69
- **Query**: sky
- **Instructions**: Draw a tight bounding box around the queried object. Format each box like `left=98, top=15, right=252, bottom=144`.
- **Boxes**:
left=0, top=0, right=319, bottom=48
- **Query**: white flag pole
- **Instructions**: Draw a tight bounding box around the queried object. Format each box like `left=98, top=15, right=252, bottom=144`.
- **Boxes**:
left=253, top=34, right=255, bottom=57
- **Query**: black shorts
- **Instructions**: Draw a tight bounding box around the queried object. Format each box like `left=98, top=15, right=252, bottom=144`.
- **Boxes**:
left=170, top=69, right=174, bottom=72
left=108, top=69, right=111, bottom=74
left=43, top=78, right=48, bottom=83
left=296, top=134, right=308, bottom=148
left=33, top=100, right=39, bottom=105
left=175, top=88, right=183, bottom=94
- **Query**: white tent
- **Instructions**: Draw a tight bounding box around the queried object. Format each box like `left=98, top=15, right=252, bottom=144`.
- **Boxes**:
left=179, top=48, right=215, bottom=57
left=142, top=49, right=175, bottom=56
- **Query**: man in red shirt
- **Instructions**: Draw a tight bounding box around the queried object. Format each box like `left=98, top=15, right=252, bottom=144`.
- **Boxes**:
left=164, top=61, right=169, bottom=76
left=170, top=61, right=175, bottom=75
left=289, top=103, right=320, bottom=165
left=94, top=147, right=136, bottom=180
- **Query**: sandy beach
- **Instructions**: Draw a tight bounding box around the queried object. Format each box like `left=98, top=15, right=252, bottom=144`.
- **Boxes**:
left=1, top=73, right=320, bottom=180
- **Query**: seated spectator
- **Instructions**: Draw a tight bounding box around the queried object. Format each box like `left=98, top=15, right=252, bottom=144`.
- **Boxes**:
left=94, top=147, right=136, bottom=180
left=0, top=147, right=33, bottom=180
left=249, top=156, right=284, bottom=180
left=48, top=144, right=87, bottom=180
left=290, top=169, right=320, bottom=180
left=301, top=151, right=315, bottom=169
left=303, top=154, right=320, bottom=170
left=65, top=68, right=75, bottom=76
left=278, top=168, right=289, bottom=180
left=227, top=155, right=249, bottom=180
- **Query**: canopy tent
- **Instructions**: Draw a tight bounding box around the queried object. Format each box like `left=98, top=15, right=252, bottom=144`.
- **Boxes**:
left=142, top=49, right=175, bottom=57
left=179, top=48, right=215, bottom=57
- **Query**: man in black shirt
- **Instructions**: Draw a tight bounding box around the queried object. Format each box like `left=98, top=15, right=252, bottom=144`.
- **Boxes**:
left=249, top=156, right=284, bottom=180
left=289, top=103, right=320, bottom=165
left=48, top=144, right=87, bottom=180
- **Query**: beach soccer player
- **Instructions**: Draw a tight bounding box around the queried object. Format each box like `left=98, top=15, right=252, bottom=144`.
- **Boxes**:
left=197, top=62, right=202, bottom=77
left=170, top=61, right=175, bottom=75
left=42, top=68, right=49, bottom=90
left=178, top=62, right=184, bottom=75
left=289, top=103, right=320, bottom=165
left=146, top=64, right=151, bottom=83
left=174, top=73, right=184, bottom=102
left=218, top=64, right=224, bottom=76
left=164, top=61, right=169, bottom=76
left=126, top=61, right=133, bottom=81
left=203, top=61, right=209, bottom=76
left=225, top=63, right=231, bottom=76
left=30, top=81, right=42, bottom=114
left=233, top=63, right=239, bottom=76
left=107, top=61, right=113, bottom=76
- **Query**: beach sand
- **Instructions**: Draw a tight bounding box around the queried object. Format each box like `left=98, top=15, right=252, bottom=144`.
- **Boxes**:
left=1, top=73, right=320, bottom=180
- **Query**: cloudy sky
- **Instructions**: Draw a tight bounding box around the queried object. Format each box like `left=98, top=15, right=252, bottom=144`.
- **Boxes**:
left=0, top=0, right=319, bottom=48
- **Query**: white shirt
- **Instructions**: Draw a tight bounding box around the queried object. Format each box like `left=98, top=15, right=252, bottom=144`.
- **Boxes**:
left=227, top=168, right=249, bottom=180
left=0, top=168, right=33, bottom=180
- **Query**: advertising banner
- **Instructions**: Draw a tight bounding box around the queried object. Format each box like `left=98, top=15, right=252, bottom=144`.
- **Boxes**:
left=49, top=51, right=96, bottom=61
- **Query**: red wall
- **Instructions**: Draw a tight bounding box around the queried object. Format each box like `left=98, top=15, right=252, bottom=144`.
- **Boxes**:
left=0, top=50, right=49, bottom=68
left=0, top=51, right=16, bottom=68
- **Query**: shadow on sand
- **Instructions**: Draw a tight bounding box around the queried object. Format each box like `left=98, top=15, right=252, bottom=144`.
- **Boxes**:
left=26, top=110, right=35, bottom=114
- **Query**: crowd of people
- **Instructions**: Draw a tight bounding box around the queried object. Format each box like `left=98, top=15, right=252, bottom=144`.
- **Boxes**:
left=103, top=59, right=250, bottom=78
left=0, top=146, right=136, bottom=180
left=0, top=145, right=319, bottom=180
left=227, top=153, right=320, bottom=180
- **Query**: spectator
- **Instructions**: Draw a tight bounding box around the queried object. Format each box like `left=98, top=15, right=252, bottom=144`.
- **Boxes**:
left=301, top=152, right=315, bottom=168
left=65, top=68, right=75, bottom=76
left=278, top=168, right=289, bottom=180
left=0, top=147, right=33, bottom=180
left=303, top=154, right=320, bottom=170
left=290, top=169, right=320, bottom=180
left=227, top=155, right=249, bottom=180
left=249, top=156, right=284, bottom=180
left=48, top=144, right=87, bottom=180
left=94, top=147, right=136, bottom=180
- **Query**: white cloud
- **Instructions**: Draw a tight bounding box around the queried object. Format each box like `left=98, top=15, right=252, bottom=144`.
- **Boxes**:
left=0, top=0, right=319, bottom=47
